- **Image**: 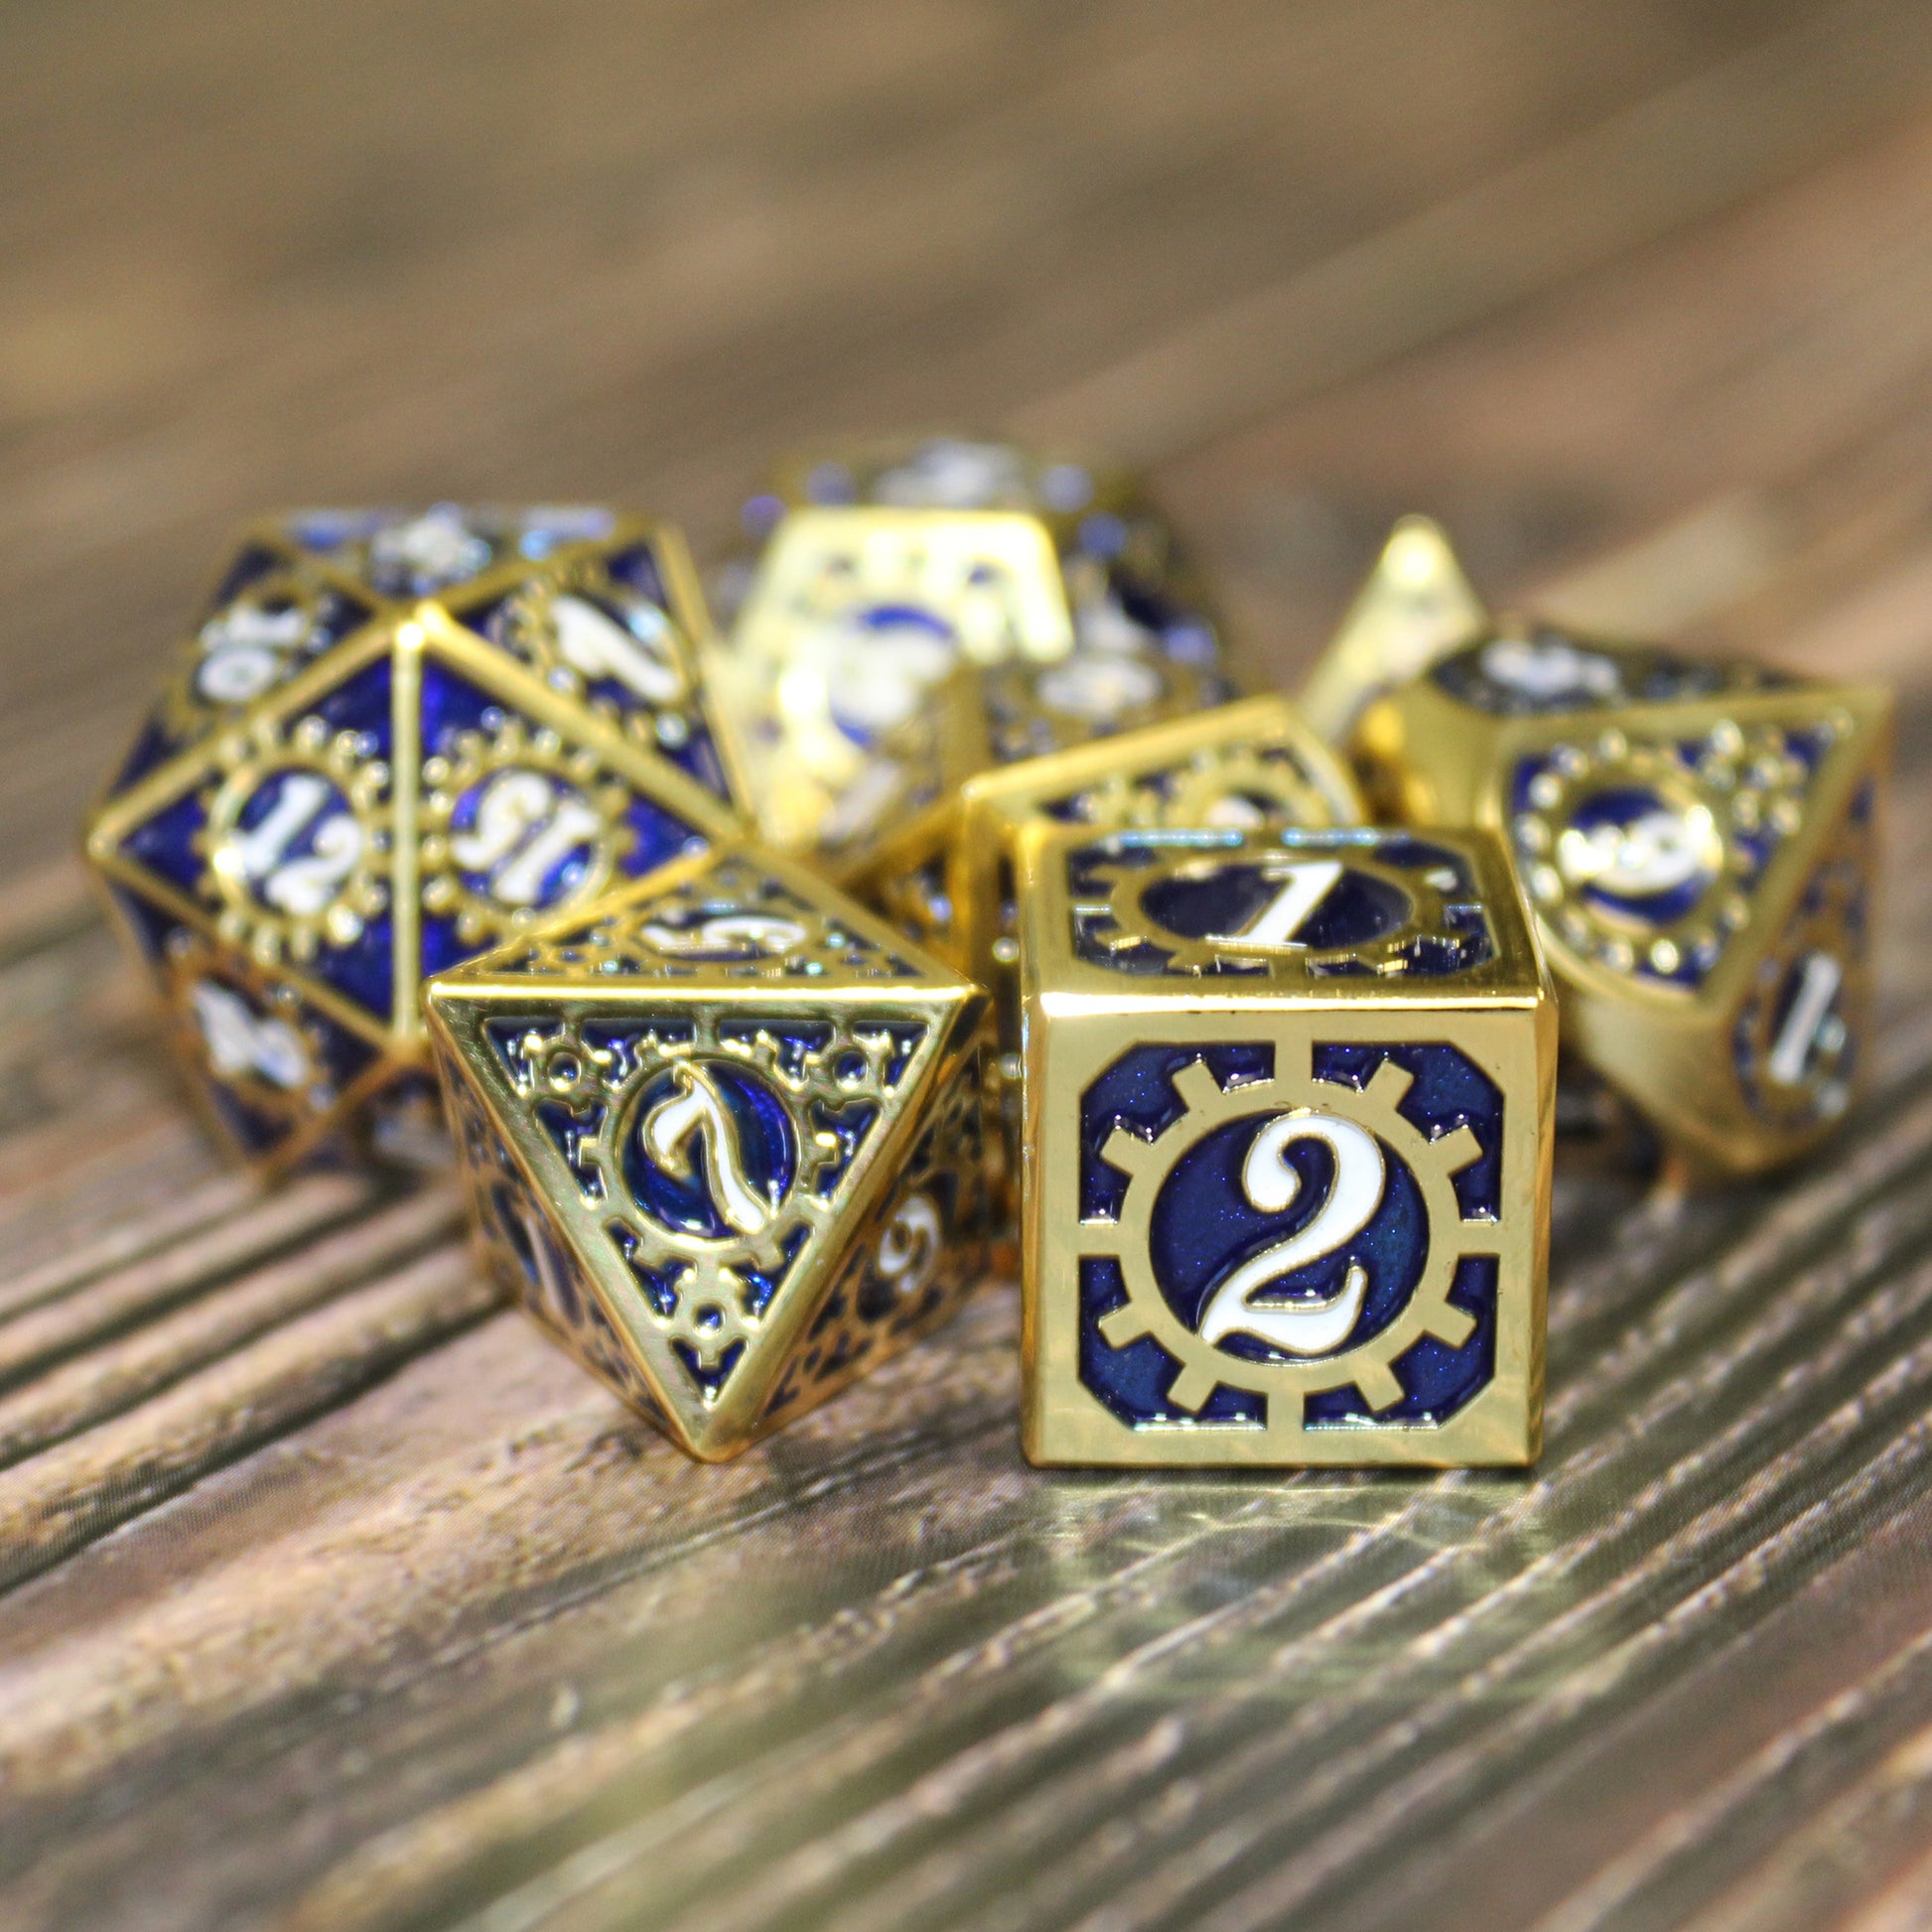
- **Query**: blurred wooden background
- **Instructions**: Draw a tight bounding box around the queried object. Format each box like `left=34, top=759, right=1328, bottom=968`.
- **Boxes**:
left=7, top=3, right=1932, bottom=1928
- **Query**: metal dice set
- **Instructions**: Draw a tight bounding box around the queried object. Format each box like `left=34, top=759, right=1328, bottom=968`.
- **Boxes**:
left=83, top=447, right=1890, bottom=1467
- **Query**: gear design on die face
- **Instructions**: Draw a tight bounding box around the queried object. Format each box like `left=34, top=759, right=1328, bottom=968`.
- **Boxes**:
left=1509, top=719, right=1827, bottom=987
left=1087, top=1052, right=1495, bottom=1420
left=163, top=566, right=347, bottom=733
left=486, top=558, right=703, bottom=752
left=1151, top=744, right=1344, bottom=834
left=532, top=1016, right=901, bottom=1370
left=419, top=715, right=636, bottom=947
left=502, top=857, right=911, bottom=984
left=199, top=715, right=391, bottom=965
left=1080, top=844, right=1451, bottom=976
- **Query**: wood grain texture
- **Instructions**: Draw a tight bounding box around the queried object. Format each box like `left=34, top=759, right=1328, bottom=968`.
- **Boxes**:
left=4, top=3, right=1932, bottom=1928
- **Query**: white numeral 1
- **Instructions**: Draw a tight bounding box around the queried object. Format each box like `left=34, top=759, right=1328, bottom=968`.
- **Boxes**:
left=1208, top=858, right=1343, bottom=948
left=1768, top=951, right=1844, bottom=1086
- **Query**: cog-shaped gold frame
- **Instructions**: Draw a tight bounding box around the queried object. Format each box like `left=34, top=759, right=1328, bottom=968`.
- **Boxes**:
left=485, top=557, right=705, bottom=753
left=199, top=714, right=392, bottom=966
left=503, top=1010, right=906, bottom=1369
left=161, top=564, right=346, bottom=738
left=418, top=715, right=637, bottom=948
left=1081, top=846, right=1449, bottom=976
left=1507, top=725, right=1815, bottom=985
left=1083, top=1050, right=1494, bottom=1420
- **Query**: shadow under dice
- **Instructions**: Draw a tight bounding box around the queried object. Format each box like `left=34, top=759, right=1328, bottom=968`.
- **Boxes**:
left=426, top=844, right=989, bottom=1461
left=85, top=505, right=746, bottom=1173
left=1020, top=824, right=1556, bottom=1467
left=1354, top=623, right=1890, bottom=1176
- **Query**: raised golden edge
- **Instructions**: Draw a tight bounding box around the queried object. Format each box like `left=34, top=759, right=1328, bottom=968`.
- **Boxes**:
left=1300, top=515, right=1489, bottom=747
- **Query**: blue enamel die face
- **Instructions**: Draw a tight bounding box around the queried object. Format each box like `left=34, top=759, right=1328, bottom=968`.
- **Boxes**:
left=424, top=843, right=991, bottom=1461
left=1357, top=619, right=1890, bottom=1177
left=1076, top=1040, right=1503, bottom=1430
left=1063, top=827, right=1498, bottom=982
left=86, top=507, right=745, bottom=1173
left=1020, top=824, right=1555, bottom=1467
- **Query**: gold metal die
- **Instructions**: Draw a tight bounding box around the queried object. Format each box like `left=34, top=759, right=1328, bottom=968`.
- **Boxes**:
left=941, top=697, right=1362, bottom=1220
left=1020, top=821, right=1555, bottom=1467
left=426, top=843, right=989, bottom=1461
left=721, top=506, right=1071, bottom=840
left=1299, top=515, right=1489, bottom=744
left=1352, top=609, right=1891, bottom=1177
left=708, top=438, right=1239, bottom=891
left=85, top=507, right=747, bottom=1175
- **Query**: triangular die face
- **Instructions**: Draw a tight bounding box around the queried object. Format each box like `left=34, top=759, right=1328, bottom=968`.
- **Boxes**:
left=414, top=656, right=714, bottom=975
left=465, top=848, right=933, bottom=988
left=1729, top=777, right=1876, bottom=1142
left=1301, top=517, right=1488, bottom=744
left=100, top=537, right=378, bottom=800
left=105, top=885, right=382, bottom=1167
left=106, top=655, right=400, bottom=1031
left=445, top=999, right=940, bottom=1452
left=440, top=1060, right=675, bottom=1435
left=757, top=1047, right=989, bottom=1433
left=1429, top=628, right=1764, bottom=720
left=446, top=538, right=737, bottom=808
left=1497, top=693, right=1882, bottom=1000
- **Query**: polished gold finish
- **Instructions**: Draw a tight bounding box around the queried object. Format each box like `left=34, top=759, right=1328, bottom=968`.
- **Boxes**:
left=717, top=506, right=1070, bottom=854
left=710, top=437, right=1239, bottom=880
left=953, top=694, right=1363, bottom=989
left=827, top=668, right=993, bottom=965
left=1299, top=515, right=1488, bottom=744
left=1355, top=625, right=1891, bottom=1177
left=85, top=508, right=745, bottom=1175
left=948, top=696, right=1364, bottom=1222
left=426, top=842, right=989, bottom=1462
left=1019, top=821, right=1555, bottom=1467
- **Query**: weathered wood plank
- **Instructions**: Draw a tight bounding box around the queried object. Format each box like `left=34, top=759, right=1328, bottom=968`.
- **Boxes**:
left=2, top=1, right=1925, bottom=871
left=0, top=1246, right=493, bottom=1595
left=1018, top=0, right=1932, bottom=463
left=0, top=1187, right=460, bottom=1468
left=4, top=4, right=1932, bottom=1929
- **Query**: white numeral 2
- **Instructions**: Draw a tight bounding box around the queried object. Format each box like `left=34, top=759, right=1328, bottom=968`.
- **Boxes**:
left=1197, top=1111, right=1386, bottom=1356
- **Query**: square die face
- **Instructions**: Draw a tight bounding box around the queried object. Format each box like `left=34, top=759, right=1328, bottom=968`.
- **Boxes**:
left=1026, top=1010, right=1548, bottom=1467
left=1026, top=824, right=1542, bottom=1000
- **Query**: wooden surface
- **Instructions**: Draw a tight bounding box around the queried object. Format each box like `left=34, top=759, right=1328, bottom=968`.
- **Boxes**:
left=7, top=4, right=1932, bottom=1927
